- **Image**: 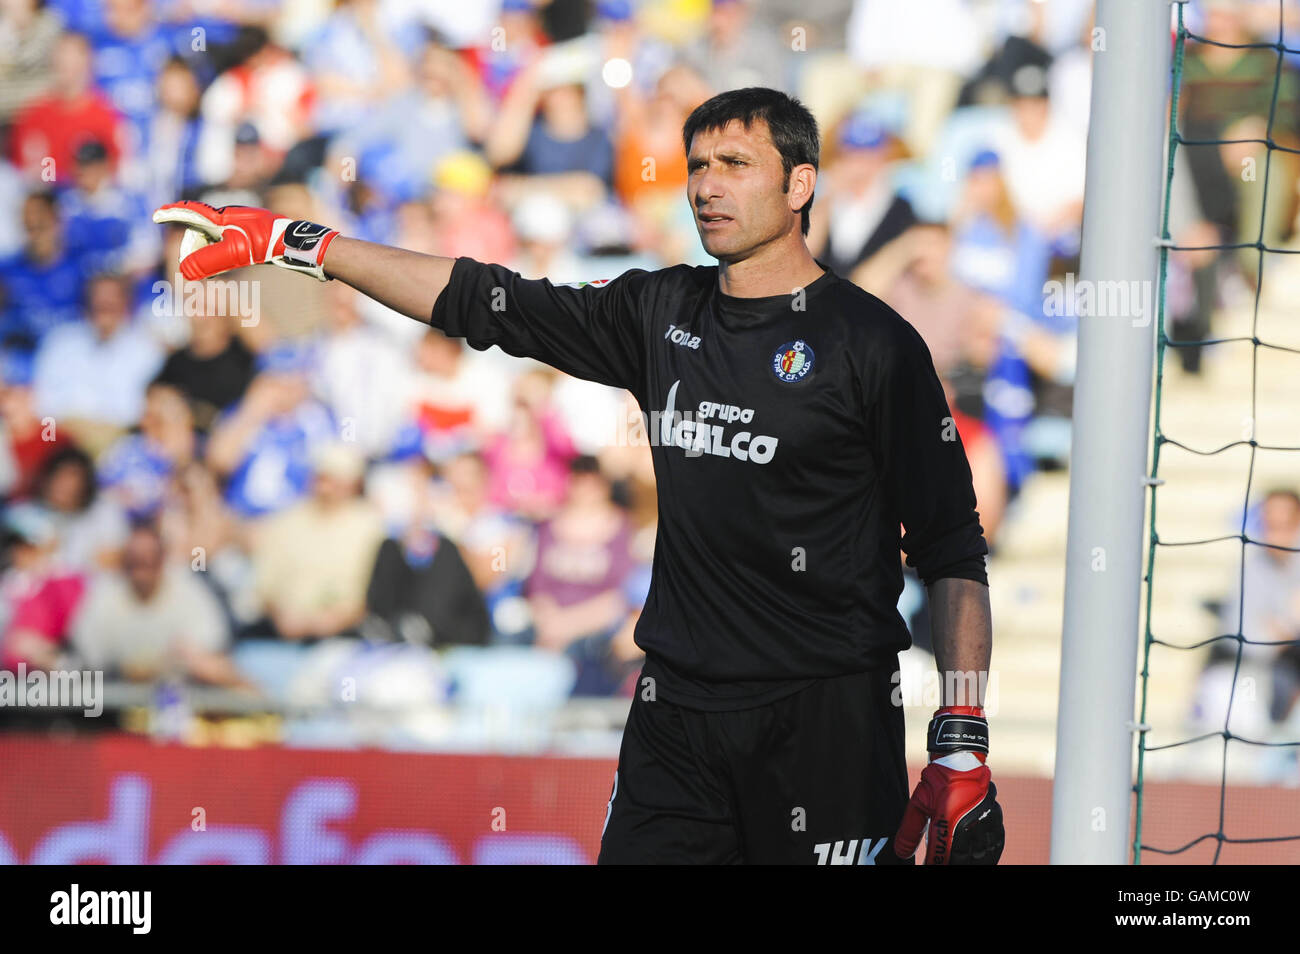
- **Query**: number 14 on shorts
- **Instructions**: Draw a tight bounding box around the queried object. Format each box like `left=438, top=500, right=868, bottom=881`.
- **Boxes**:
left=812, top=836, right=892, bottom=865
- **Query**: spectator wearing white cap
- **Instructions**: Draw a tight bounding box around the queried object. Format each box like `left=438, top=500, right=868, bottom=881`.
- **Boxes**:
left=312, top=281, right=415, bottom=460
left=508, top=192, right=584, bottom=281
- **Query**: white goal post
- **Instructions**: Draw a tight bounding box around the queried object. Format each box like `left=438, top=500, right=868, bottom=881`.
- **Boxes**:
left=1050, top=0, right=1171, bottom=864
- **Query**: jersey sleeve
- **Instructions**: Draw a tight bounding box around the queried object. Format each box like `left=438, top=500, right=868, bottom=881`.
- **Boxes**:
left=429, top=257, right=651, bottom=391
left=870, top=318, right=990, bottom=587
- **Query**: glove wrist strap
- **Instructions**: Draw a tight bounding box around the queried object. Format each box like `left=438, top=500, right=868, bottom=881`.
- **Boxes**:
left=927, top=706, right=989, bottom=757
left=281, top=220, right=340, bottom=278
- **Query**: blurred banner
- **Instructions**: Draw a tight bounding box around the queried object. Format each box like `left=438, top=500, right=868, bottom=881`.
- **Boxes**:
left=1, top=735, right=1295, bottom=864
left=0, top=735, right=611, bottom=865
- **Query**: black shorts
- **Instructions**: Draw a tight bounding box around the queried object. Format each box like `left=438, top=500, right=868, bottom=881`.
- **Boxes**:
left=597, top=667, right=913, bottom=865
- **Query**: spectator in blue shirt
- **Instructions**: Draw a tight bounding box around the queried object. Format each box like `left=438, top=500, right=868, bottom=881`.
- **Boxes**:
left=950, top=149, right=1076, bottom=484
left=486, top=54, right=616, bottom=197
left=299, top=0, right=419, bottom=135
left=89, top=0, right=176, bottom=153
left=47, top=0, right=104, bottom=34
left=204, top=340, right=339, bottom=520
left=325, top=39, right=490, bottom=208
left=142, top=56, right=205, bottom=210
left=949, top=149, right=1058, bottom=332
left=59, top=139, right=158, bottom=277
left=97, top=379, right=197, bottom=520
left=30, top=270, right=164, bottom=454
left=0, top=191, right=87, bottom=355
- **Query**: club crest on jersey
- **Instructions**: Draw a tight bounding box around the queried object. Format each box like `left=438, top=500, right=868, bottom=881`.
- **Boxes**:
left=771, top=339, right=815, bottom=383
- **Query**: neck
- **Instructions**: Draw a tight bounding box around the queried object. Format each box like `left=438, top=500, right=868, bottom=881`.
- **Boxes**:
left=1204, top=44, right=1244, bottom=68
left=569, top=497, right=607, bottom=516
left=190, top=335, right=227, bottom=359
left=547, top=114, right=587, bottom=139
left=10, top=415, right=38, bottom=439
left=29, top=241, right=59, bottom=264
left=717, top=236, right=824, bottom=298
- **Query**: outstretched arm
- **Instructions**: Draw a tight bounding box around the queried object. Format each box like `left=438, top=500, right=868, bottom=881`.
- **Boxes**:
left=321, top=237, right=454, bottom=324
left=155, top=200, right=458, bottom=323
left=153, top=200, right=651, bottom=390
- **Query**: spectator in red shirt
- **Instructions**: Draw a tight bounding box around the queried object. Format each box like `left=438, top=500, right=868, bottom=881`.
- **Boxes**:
left=0, top=352, right=69, bottom=502
left=9, top=32, right=125, bottom=184
left=0, top=503, right=86, bottom=672
left=948, top=399, right=1007, bottom=547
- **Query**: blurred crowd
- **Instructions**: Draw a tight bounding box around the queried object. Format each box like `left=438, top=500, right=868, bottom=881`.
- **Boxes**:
left=1192, top=487, right=1300, bottom=746
left=0, top=0, right=1298, bottom=732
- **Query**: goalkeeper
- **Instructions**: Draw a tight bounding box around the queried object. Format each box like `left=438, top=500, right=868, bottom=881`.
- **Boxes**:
left=154, top=87, right=1003, bottom=866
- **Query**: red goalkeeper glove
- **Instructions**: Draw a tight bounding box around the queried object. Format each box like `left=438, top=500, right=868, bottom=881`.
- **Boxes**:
left=152, top=201, right=340, bottom=282
left=893, top=705, right=1005, bottom=865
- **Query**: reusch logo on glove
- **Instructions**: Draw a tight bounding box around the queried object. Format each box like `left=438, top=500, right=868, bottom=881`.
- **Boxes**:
left=932, top=818, right=950, bottom=865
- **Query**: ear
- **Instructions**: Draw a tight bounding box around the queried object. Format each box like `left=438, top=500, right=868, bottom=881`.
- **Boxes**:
left=788, top=164, right=817, bottom=215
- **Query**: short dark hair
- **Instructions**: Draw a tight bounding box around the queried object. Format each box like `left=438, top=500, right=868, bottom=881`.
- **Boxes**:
left=570, top=454, right=603, bottom=476
left=37, top=445, right=97, bottom=512
left=84, top=270, right=132, bottom=307
left=126, top=518, right=165, bottom=549
left=23, top=189, right=58, bottom=216
left=681, top=87, right=820, bottom=236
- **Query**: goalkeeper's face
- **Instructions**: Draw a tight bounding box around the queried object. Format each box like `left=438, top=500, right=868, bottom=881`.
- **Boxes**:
left=687, top=118, right=814, bottom=264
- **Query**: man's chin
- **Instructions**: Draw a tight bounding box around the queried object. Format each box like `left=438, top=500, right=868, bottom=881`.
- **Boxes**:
left=701, top=236, right=743, bottom=262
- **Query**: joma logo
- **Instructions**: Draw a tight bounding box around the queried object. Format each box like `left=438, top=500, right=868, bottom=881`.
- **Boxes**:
left=665, top=324, right=701, bottom=349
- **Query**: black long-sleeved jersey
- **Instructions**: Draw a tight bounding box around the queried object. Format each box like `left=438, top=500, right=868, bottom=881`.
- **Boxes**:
left=430, top=257, right=989, bottom=710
